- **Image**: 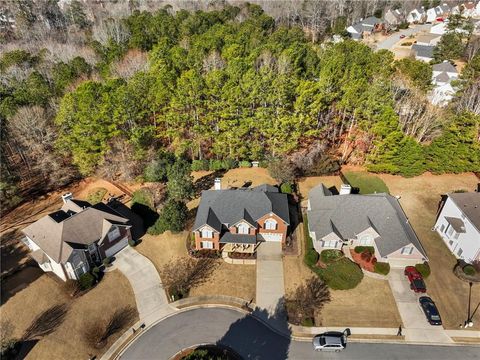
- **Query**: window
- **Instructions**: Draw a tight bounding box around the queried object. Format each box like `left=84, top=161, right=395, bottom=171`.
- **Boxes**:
left=439, top=224, right=445, bottom=232
left=457, top=248, right=463, bottom=257
left=447, top=226, right=454, bottom=237
left=449, top=240, right=454, bottom=246
left=323, top=240, right=337, bottom=248
left=265, top=219, right=277, bottom=230
left=401, top=247, right=414, bottom=255
left=108, top=227, right=121, bottom=242
left=237, top=223, right=249, bottom=234
left=201, top=241, right=213, bottom=249
left=201, top=228, right=213, bottom=238
left=359, top=234, right=372, bottom=245
left=454, top=232, right=460, bottom=240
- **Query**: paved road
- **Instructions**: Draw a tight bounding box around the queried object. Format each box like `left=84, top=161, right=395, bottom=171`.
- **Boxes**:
left=120, top=307, right=480, bottom=360
left=388, top=268, right=452, bottom=343
left=376, top=24, right=432, bottom=50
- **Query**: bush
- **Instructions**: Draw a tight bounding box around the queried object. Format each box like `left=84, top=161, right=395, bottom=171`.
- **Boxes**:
left=92, top=267, right=101, bottom=280
left=239, top=160, right=251, bottom=168
left=415, top=263, right=431, bottom=278
left=360, top=250, right=373, bottom=262
left=280, top=182, right=293, bottom=194
left=374, top=262, right=390, bottom=275
left=209, top=159, right=224, bottom=171
left=148, top=200, right=188, bottom=235
left=320, top=249, right=343, bottom=264
left=305, top=249, right=319, bottom=266
left=463, top=265, right=476, bottom=276
left=301, top=317, right=314, bottom=327
left=128, top=239, right=136, bottom=247
left=354, top=246, right=375, bottom=254
left=103, top=257, right=112, bottom=267
left=78, top=272, right=96, bottom=290
left=191, top=159, right=209, bottom=171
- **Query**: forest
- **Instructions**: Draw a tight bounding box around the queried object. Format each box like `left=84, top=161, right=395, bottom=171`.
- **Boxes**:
left=1, top=1, right=479, bottom=210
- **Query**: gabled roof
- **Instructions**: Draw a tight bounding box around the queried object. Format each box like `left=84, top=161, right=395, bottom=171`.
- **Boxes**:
left=362, top=16, right=382, bottom=26
left=433, top=61, right=457, bottom=74
left=435, top=71, right=451, bottom=83
left=445, top=216, right=466, bottom=233
left=22, top=200, right=130, bottom=263
left=448, top=192, right=480, bottom=232
left=220, top=233, right=257, bottom=244
left=412, top=44, right=435, bottom=58
left=193, top=184, right=289, bottom=231
left=308, top=184, right=428, bottom=258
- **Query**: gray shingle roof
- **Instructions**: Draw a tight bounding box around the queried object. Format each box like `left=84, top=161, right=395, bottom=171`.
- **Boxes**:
left=433, top=61, right=457, bottom=74
left=445, top=216, right=466, bottom=233
left=308, top=184, right=427, bottom=258
left=220, top=233, right=257, bottom=244
left=193, top=185, right=290, bottom=231
left=448, top=192, right=480, bottom=232
left=362, top=16, right=382, bottom=26
left=412, top=44, right=434, bottom=59
left=435, top=71, right=451, bottom=83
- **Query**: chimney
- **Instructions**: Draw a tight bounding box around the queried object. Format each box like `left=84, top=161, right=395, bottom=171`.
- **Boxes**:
left=61, top=192, right=73, bottom=203
left=214, top=178, right=221, bottom=190
left=339, top=184, right=352, bottom=195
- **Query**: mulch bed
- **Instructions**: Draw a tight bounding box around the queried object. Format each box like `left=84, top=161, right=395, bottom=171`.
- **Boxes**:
left=228, top=252, right=256, bottom=260
left=350, top=249, right=375, bottom=272
left=283, top=234, right=298, bottom=256
left=453, top=265, right=480, bottom=283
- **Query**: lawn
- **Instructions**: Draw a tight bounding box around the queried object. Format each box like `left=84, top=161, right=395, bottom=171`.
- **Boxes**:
left=343, top=171, right=389, bottom=194
left=297, top=175, right=343, bottom=200
left=0, top=270, right=137, bottom=360
left=379, top=172, right=480, bottom=330
left=86, top=187, right=108, bottom=204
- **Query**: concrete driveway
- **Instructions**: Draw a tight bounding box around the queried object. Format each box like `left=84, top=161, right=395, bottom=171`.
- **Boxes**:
left=388, top=268, right=452, bottom=343
left=376, top=24, right=432, bottom=50
left=114, top=246, right=172, bottom=325
left=256, top=242, right=286, bottom=322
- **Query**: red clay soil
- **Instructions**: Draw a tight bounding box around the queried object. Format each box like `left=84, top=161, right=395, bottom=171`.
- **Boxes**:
left=350, top=249, right=376, bottom=272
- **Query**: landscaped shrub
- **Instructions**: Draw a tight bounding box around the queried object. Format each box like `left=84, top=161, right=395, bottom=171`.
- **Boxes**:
left=374, top=262, right=390, bottom=275
left=354, top=246, right=375, bottom=254
left=415, top=263, right=431, bottom=278
left=128, top=239, right=136, bottom=247
left=320, top=249, right=343, bottom=264
left=103, top=257, right=112, bottom=267
left=191, top=159, right=209, bottom=171
left=222, top=159, right=237, bottom=170
left=360, top=249, right=373, bottom=262
left=301, top=317, right=314, bottom=327
left=280, top=182, right=293, bottom=194
left=78, top=272, right=96, bottom=290
left=209, top=159, right=224, bottom=171
left=463, top=265, right=476, bottom=276
left=239, top=160, right=251, bottom=168
left=92, top=266, right=101, bottom=280
left=305, top=249, right=319, bottom=267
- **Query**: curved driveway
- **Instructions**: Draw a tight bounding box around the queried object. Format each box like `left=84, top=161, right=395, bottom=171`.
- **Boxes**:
left=120, top=307, right=480, bottom=360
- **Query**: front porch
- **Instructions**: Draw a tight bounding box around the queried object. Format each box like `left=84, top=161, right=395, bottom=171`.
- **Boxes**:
left=222, top=242, right=257, bottom=254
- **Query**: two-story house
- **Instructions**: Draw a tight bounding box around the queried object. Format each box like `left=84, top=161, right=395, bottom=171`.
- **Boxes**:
left=307, top=184, right=428, bottom=268
left=22, top=194, right=134, bottom=281
left=434, top=192, right=480, bottom=263
left=192, top=183, right=290, bottom=255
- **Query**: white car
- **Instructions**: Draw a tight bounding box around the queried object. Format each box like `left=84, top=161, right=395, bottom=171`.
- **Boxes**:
left=312, top=329, right=350, bottom=352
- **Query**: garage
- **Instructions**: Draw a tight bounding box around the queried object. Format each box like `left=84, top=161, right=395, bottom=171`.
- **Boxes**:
left=105, top=237, right=129, bottom=258
left=260, top=233, right=283, bottom=242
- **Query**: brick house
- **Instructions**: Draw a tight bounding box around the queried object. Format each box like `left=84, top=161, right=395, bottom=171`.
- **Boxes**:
left=22, top=194, right=139, bottom=281
left=192, top=183, right=290, bottom=254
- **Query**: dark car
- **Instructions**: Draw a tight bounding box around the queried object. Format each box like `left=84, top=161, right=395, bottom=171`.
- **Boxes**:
left=419, top=296, right=442, bottom=325
left=404, top=266, right=426, bottom=293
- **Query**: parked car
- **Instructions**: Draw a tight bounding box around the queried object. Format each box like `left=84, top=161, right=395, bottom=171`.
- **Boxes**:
left=404, top=266, right=426, bottom=293
left=400, top=34, right=406, bottom=38
left=419, top=296, right=442, bottom=325
left=312, top=329, right=350, bottom=352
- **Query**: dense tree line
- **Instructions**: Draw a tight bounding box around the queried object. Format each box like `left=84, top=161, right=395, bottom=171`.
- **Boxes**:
left=1, top=3, right=479, bottom=210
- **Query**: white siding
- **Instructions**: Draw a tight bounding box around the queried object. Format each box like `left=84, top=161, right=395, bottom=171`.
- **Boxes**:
left=435, top=197, right=480, bottom=263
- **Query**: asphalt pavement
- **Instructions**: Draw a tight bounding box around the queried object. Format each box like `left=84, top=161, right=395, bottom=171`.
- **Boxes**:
left=376, top=24, right=432, bottom=50
left=120, top=307, right=480, bottom=360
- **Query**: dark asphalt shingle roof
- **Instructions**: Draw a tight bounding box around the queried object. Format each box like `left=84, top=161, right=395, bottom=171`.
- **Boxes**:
left=308, top=184, right=428, bottom=258
left=193, top=185, right=290, bottom=231
left=445, top=216, right=466, bottom=233
left=433, top=61, right=457, bottom=74
left=448, top=192, right=480, bottom=232
left=435, top=71, right=451, bottom=83
left=362, top=16, right=382, bottom=26
left=412, top=44, right=434, bottom=59
left=220, top=233, right=257, bottom=244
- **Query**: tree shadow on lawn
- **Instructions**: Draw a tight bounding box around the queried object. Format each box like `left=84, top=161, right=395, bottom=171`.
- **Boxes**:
left=217, top=299, right=291, bottom=360
left=1, top=265, right=44, bottom=305
left=130, top=203, right=158, bottom=233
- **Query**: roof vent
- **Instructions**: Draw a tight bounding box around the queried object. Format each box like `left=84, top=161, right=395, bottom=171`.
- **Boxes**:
left=61, top=192, right=73, bottom=204
left=214, top=178, right=221, bottom=190
left=339, top=184, right=352, bottom=195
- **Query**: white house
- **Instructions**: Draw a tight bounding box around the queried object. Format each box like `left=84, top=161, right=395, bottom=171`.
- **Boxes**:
left=22, top=195, right=137, bottom=281
left=426, top=4, right=450, bottom=23
left=452, top=2, right=477, bottom=17
left=384, top=9, right=405, bottom=27
left=407, top=7, right=426, bottom=23
left=307, top=184, right=428, bottom=268
left=434, top=192, right=480, bottom=263
left=432, top=61, right=458, bottom=84
left=416, top=33, right=441, bottom=46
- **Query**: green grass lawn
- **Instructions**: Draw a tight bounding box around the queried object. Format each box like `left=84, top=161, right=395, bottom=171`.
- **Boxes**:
left=343, top=172, right=390, bottom=194
left=86, top=187, right=107, bottom=204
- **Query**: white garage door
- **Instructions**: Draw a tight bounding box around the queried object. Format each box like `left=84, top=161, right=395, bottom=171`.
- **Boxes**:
left=105, top=237, right=128, bottom=258
left=260, top=233, right=283, bottom=242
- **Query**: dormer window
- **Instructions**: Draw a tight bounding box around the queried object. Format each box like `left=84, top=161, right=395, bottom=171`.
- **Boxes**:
left=237, top=223, right=249, bottom=234
left=108, top=227, right=120, bottom=242
left=265, top=219, right=277, bottom=230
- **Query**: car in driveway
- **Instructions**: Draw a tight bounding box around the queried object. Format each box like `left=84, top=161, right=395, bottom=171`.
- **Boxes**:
left=312, top=329, right=350, bottom=352
left=419, top=296, right=442, bottom=325
left=404, top=266, right=426, bottom=293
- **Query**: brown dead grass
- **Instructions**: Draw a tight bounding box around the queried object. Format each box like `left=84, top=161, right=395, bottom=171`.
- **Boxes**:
left=451, top=337, right=480, bottom=344
left=192, top=170, right=214, bottom=182
left=1, top=270, right=137, bottom=360
left=190, top=261, right=256, bottom=301
left=220, top=168, right=277, bottom=188
left=297, top=175, right=343, bottom=200
left=379, top=172, right=480, bottom=330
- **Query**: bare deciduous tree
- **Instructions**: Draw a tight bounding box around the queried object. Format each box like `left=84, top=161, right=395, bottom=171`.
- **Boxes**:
left=111, top=50, right=149, bottom=79
left=22, top=304, right=69, bottom=341
left=92, top=17, right=130, bottom=46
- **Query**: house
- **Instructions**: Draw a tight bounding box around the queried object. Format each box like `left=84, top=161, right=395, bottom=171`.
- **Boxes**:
left=307, top=184, right=428, bottom=268
left=407, top=7, right=427, bottom=23
left=411, top=44, right=435, bottom=62
left=192, top=182, right=290, bottom=254
left=384, top=9, right=405, bottom=27
left=434, top=192, right=480, bottom=263
left=432, top=61, right=458, bottom=85
left=428, top=83, right=456, bottom=105
left=22, top=194, right=137, bottom=281
left=426, top=4, right=451, bottom=23
left=346, top=16, right=383, bottom=40
left=452, top=2, right=477, bottom=17
left=416, top=33, right=441, bottom=46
